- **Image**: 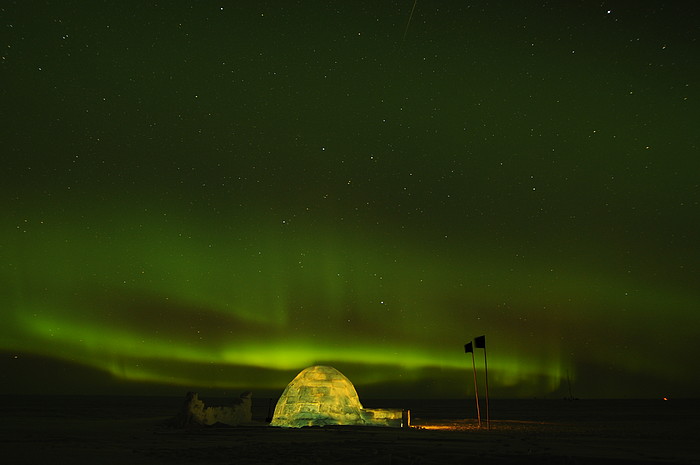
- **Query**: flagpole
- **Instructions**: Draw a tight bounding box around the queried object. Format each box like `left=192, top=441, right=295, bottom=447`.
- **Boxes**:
left=471, top=350, right=482, bottom=428
left=483, top=344, right=490, bottom=429
left=464, top=343, right=481, bottom=427
left=475, top=335, right=489, bottom=429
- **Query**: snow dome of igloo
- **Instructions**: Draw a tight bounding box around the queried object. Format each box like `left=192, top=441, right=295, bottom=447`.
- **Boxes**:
left=270, top=365, right=406, bottom=428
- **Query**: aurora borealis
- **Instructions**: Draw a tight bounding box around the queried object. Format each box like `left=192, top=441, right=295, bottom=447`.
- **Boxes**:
left=1, top=1, right=698, bottom=398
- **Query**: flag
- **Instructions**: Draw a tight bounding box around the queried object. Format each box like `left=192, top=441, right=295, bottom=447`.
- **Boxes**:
left=464, top=342, right=473, bottom=353
left=475, top=335, right=486, bottom=349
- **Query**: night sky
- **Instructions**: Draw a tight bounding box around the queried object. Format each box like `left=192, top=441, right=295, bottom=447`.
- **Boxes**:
left=2, top=1, right=698, bottom=399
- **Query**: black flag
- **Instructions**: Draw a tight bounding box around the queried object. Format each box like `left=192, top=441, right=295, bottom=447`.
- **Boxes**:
left=475, top=335, right=486, bottom=349
left=464, top=342, right=473, bottom=353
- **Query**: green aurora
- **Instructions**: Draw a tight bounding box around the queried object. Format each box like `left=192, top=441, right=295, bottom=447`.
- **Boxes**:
left=1, top=1, right=698, bottom=398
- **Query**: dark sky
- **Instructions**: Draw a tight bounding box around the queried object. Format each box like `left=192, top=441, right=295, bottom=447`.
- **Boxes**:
left=1, top=1, right=698, bottom=399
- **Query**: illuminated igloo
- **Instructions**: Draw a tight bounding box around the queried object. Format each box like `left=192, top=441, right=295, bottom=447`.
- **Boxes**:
left=270, top=365, right=407, bottom=428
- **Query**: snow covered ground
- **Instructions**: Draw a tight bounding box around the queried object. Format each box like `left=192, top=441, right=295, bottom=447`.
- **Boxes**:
left=3, top=396, right=697, bottom=464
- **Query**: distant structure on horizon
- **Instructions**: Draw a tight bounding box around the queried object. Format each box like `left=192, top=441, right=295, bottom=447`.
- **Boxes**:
left=172, top=391, right=252, bottom=427
left=270, top=365, right=409, bottom=428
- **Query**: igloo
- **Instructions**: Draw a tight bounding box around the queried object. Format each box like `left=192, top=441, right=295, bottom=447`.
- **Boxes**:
left=270, top=365, right=408, bottom=428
